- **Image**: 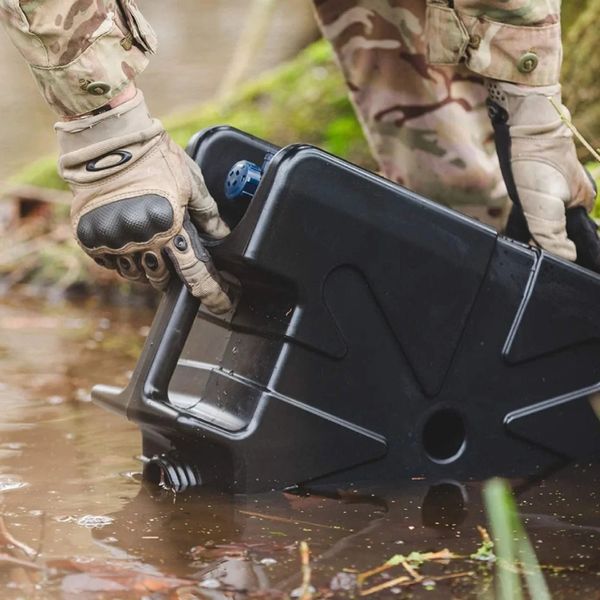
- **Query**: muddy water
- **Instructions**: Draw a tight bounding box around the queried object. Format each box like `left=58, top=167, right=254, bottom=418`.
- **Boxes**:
left=0, top=0, right=316, bottom=182
left=0, top=298, right=598, bottom=598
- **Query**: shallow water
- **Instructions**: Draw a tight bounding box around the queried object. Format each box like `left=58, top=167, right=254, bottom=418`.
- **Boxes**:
left=0, top=298, right=598, bottom=598
left=0, top=0, right=316, bottom=182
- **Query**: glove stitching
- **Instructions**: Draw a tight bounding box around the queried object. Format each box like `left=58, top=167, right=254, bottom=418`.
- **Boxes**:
left=82, top=230, right=178, bottom=255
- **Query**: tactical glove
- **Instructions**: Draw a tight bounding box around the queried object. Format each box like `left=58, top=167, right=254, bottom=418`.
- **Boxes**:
left=487, top=81, right=599, bottom=267
left=55, top=91, right=231, bottom=313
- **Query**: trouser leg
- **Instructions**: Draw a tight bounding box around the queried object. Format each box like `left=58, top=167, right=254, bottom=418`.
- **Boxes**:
left=313, top=0, right=507, bottom=210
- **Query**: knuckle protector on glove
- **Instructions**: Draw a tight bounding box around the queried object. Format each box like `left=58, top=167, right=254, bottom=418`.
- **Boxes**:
left=56, top=90, right=230, bottom=302
left=76, top=194, right=174, bottom=250
left=93, top=254, right=117, bottom=270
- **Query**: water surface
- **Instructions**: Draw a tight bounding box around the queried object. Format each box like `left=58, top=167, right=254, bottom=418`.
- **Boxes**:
left=0, top=298, right=598, bottom=598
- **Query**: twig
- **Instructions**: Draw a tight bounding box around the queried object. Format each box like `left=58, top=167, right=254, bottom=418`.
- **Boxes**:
left=299, top=541, right=312, bottom=600
left=356, top=562, right=393, bottom=585
left=357, top=549, right=457, bottom=586
left=0, top=517, right=36, bottom=558
left=419, top=550, right=457, bottom=562
left=0, top=553, right=41, bottom=570
left=237, top=510, right=348, bottom=531
left=359, top=575, right=411, bottom=596
left=549, top=97, right=600, bottom=164
left=477, top=525, right=492, bottom=546
left=360, top=571, right=474, bottom=596
left=400, top=560, right=422, bottom=581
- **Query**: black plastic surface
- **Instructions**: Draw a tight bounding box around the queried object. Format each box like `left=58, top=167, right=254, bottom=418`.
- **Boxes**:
left=93, top=126, right=600, bottom=493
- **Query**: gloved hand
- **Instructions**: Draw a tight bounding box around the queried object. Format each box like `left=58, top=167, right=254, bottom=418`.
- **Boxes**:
left=55, top=91, right=232, bottom=314
left=487, top=81, right=599, bottom=267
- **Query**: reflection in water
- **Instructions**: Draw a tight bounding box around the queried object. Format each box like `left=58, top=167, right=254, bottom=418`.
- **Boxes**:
left=0, top=0, right=316, bottom=181
left=0, top=299, right=598, bottom=598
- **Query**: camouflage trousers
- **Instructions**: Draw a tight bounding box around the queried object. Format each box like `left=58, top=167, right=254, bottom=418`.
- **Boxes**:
left=313, top=0, right=563, bottom=208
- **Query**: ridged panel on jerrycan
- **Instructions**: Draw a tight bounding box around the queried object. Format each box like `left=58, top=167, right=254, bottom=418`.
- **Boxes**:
left=92, top=126, right=600, bottom=493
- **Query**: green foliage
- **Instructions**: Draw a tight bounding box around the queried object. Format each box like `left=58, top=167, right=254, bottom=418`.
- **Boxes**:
left=484, top=478, right=551, bottom=600
left=165, top=40, right=371, bottom=165
left=561, top=0, right=591, bottom=34
left=562, top=2, right=600, bottom=164
left=385, top=551, right=427, bottom=568
left=10, top=155, right=64, bottom=191
left=470, top=537, right=495, bottom=563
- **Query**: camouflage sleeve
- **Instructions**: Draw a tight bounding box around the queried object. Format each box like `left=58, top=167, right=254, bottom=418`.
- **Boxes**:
left=426, top=0, right=562, bottom=86
left=0, top=0, right=157, bottom=117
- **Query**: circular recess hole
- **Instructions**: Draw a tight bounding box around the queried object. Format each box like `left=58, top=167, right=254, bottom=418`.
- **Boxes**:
left=422, top=408, right=466, bottom=463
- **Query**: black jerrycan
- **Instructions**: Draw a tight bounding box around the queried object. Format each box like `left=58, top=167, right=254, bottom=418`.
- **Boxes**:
left=93, top=126, right=600, bottom=493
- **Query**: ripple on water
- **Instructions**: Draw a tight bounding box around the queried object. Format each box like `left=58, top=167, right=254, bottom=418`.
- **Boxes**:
left=119, top=471, right=143, bottom=483
left=0, top=475, right=28, bottom=492
left=76, top=515, right=115, bottom=529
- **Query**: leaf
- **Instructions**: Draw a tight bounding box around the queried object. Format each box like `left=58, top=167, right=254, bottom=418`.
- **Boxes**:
left=385, top=554, right=406, bottom=567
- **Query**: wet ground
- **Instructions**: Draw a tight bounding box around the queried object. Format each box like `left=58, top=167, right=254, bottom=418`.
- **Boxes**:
left=0, top=297, right=598, bottom=599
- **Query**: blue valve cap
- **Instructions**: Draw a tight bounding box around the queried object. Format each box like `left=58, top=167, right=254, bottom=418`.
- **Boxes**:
left=224, top=160, right=262, bottom=201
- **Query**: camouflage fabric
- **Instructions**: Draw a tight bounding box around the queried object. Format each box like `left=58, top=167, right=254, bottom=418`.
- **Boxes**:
left=427, top=1, right=562, bottom=87
left=313, top=0, right=509, bottom=208
left=0, top=0, right=156, bottom=117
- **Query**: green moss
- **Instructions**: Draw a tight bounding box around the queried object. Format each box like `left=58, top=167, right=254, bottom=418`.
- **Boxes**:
left=10, top=155, right=65, bottom=191
left=165, top=40, right=372, bottom=166
left=562, top=0, right=590, bottom=34
left=562, top=3, right=600, bottom=215
left=562, top=2, right=600, bottom=162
